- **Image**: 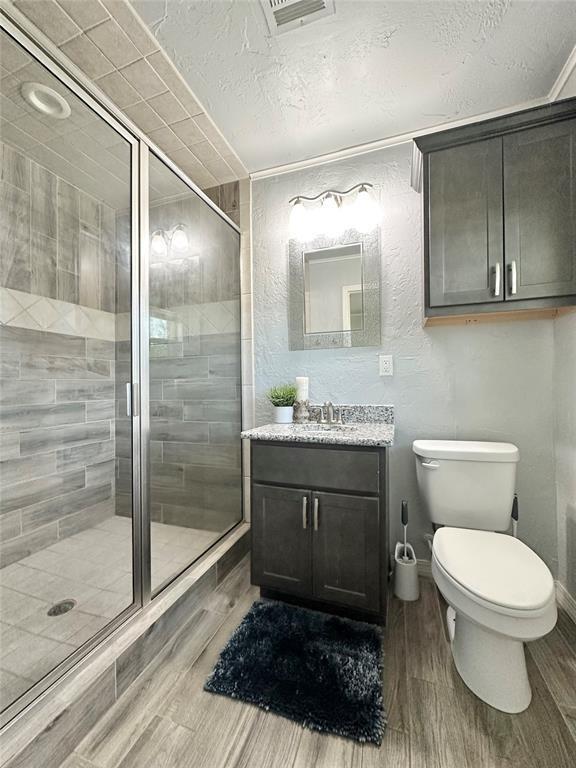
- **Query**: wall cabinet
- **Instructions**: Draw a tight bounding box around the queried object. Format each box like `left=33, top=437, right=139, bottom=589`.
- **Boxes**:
left=416, top=99, right=576, bottom=318
left=250, top=442, right=387, bottom=623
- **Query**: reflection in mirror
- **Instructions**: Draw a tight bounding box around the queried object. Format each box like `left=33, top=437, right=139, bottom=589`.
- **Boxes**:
left=304, top=244, right=363, bottom=334
left=288, top=226, right=380, bottom=351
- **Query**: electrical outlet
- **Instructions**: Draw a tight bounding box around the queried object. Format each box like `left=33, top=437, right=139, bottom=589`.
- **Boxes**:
left=379, top=354, right=393, bottom=376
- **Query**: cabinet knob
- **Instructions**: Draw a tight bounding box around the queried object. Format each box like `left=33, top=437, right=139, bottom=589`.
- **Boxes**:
left=302, top=496, right=308, bottom=529
left=313, top=497, right=319, bottom=531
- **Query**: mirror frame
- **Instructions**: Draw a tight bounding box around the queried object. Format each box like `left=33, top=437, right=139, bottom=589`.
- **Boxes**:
left=288, top=227, right=381, bottom=350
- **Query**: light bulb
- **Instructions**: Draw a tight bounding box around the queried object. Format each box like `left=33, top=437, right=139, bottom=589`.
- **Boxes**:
left=289, top=198, right=310, bottom=240
left=353, top=186, right=378, bottom=233
left=150, top=230, right=167, bottom=258
left=320, top=193, right=343, bottom=237
left=170, top=224, right=188, bottom=253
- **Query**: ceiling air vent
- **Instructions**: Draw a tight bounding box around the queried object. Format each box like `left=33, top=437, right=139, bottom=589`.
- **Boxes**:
left=261, top=0, right=336, bottom=35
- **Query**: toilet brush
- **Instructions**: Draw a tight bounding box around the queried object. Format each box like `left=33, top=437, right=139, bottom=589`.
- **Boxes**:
left=394, top=500, right=420, bottom=601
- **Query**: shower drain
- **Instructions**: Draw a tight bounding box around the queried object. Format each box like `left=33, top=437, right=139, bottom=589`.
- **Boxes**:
left=47, top=599, right=76, bottom=617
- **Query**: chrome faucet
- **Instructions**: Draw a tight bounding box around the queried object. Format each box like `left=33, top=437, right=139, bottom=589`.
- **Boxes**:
left=319, top=401, right=342, bottom=425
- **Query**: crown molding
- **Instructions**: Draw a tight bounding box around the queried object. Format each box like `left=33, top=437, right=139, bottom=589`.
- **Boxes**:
left=250, top=97, right=550, bottom=180
left=549, top=44, right=576, bottom=102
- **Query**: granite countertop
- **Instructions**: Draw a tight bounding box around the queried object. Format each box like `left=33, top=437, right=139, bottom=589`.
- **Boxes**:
left=241, top=422, right=394, bottom=447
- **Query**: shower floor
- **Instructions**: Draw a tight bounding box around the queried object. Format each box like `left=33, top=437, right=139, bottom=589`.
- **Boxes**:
left=0, top=517, right=221, bottom=712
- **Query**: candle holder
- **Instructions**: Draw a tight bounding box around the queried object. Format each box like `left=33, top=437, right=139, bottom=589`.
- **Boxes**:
left=293, top=399, right=310, bottom=423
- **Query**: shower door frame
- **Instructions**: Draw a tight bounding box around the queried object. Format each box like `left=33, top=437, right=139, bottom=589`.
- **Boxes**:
left=0, top=8, right=243, bottom=728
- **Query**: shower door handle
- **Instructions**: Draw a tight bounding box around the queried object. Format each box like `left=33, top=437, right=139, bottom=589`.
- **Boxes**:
left=126, top=383, right=139, bottom=418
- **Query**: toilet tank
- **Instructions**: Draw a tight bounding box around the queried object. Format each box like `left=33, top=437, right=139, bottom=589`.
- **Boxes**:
left=412, top=440, right=519, bottom=531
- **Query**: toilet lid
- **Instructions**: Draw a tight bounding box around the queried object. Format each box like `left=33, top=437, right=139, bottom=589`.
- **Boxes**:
left=433, top=528, right=554, bottom=611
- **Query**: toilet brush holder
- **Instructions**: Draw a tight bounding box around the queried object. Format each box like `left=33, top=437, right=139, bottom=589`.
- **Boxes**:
left=393, top=542, right=420, bottom=601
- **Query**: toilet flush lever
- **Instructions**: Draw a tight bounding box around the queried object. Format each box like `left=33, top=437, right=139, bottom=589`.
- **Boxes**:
left=512, top=494, right=519, bottom=538
left=421, top=459, right=440, bottom=470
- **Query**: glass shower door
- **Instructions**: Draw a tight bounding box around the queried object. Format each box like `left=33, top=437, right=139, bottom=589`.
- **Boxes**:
left=0, top=25, right=138, bottom=718
left=147, top=153, right=242, bottom=593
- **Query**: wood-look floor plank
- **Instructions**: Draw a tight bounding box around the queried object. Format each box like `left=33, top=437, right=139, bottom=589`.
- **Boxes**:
left=227, top=710, right=303, bottom=768
left=358, top=729, right=410, bottom=768
left=115, top=716, right=191, bottom=768
left=60, top=755, right=99, bottom=768
left=292, top=727, right=356, bottom=768
left=382, top=595, right=409, bottom=733
left=408, top=676, right=520, bottom=768
left=528, top=612, right=576, bottom=738
left=404, top=578, right=457, bottom=689
left=76, top=608, right=225, bottom=768
left=512, top=653, right=576, bottom=768
left=160, top=590, right=262, bottom=768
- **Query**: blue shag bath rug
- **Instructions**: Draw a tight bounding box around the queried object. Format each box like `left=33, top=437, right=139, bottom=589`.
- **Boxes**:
left=203, top=600, right=386, bottom=744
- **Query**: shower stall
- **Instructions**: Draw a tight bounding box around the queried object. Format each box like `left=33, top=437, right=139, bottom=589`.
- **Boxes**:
left=0, top=17, right=243, bottom=723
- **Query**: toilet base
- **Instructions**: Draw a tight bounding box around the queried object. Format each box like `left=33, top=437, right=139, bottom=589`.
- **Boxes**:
left=451, top=612, right=532, bottom=713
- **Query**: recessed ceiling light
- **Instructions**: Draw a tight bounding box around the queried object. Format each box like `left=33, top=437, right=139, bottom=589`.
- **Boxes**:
left=20, top=81, right=71, bottom=120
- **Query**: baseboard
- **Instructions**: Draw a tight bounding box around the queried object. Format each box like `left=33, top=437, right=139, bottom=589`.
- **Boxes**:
left=417, top=559, right=433, bottom=579
left=556, top=581, right=576, bottom=623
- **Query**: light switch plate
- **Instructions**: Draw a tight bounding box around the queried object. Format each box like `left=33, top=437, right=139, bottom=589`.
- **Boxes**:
left=379, top=354, right=393, bottom=376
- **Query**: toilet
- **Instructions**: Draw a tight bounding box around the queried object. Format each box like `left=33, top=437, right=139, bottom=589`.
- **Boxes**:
left=412, top=439, right=557, bottom=713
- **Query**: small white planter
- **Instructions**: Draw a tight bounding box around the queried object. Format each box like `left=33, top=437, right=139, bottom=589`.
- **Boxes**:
left=273, top=406, right=293, bottom=424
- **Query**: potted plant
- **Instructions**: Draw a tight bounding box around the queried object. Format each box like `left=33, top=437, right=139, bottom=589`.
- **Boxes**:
left=266, top=383, right=298, bottom=424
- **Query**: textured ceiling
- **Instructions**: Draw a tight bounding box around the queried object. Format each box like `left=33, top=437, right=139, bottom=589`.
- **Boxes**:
left=131, top=0, right=576, bottom=172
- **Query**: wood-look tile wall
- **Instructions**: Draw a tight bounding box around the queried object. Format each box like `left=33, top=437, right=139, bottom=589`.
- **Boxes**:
left=1, top=142, right=117, bottom=309
left=137, top=180, right=243, bottom=534
left=0, top=326, right=116, bottom=568
left=0, top=141, right=128, bottom=567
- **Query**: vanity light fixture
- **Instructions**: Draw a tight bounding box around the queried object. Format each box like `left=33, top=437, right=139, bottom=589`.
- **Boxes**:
left=289, top=183, right=376, bottom=240
left=149, top=224, right=189, bottom=259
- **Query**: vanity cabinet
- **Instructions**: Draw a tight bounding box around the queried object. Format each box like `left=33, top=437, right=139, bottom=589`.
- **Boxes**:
left=250, top=442, right=387, bottom=624
left=417, top=98, right=576, bottom=318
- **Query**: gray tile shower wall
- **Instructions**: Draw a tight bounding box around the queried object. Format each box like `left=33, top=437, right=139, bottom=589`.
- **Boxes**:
left=130, top=180, right=242, bottom=534
left=0, top=141, right=126, bottom=567
left=0, top=326, right=115, bottom=568
left=1, top=142, right=117, bottom=308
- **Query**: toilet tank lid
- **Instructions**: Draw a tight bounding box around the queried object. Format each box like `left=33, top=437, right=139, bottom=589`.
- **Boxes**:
left=412, top=440, right=519, bottom=462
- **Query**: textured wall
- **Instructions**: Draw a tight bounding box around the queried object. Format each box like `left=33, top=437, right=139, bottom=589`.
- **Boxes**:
left=252, top=143, right=558, bottom=570
left=554, top=312, right=576, bottom=597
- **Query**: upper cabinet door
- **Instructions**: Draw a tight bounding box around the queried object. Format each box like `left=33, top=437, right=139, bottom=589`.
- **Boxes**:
left=428, top=138, right=504, bottom=307
left=504, top=119, right=576, bottom=301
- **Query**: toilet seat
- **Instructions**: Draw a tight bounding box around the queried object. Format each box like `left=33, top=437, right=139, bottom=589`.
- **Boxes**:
left=432, top=527, right=554, bottom=613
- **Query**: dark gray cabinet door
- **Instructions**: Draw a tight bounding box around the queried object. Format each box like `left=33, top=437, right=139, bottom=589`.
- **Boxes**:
left=251, top=484, right=312, bottom=596
left=504, top=118, right=576, bottom=300
left=428, top=138, right=504, bottom=307
left=312, top=492, right=380, bottom=612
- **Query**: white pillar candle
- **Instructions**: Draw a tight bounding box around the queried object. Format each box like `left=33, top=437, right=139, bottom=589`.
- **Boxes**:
left=295, top=376, right=309, bottom=401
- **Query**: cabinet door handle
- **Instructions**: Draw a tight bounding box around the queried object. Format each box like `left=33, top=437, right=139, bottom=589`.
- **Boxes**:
left=493, top=262, right=501, bottom=297
left=302, top=496, right=308, bottom=529
left=508, top=261, right=517, bottom=295
left=313, top=497, right=319, bottom=531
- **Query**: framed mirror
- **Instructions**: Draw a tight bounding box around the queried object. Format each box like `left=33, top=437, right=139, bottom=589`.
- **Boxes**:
left=289, top=228, right=380, bottom=350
